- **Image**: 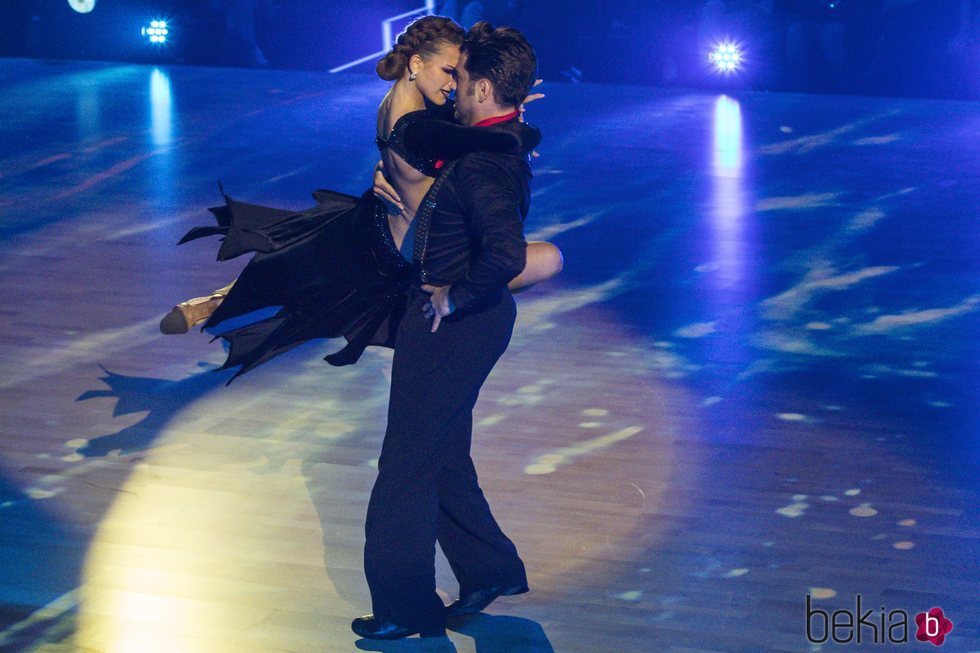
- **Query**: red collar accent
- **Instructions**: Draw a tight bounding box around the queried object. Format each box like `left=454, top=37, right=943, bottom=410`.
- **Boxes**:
left=474, top=110, right=519, bottom=127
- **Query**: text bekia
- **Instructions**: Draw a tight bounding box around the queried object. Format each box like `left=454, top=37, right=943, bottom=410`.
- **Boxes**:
left=806, top=594, right=908, bottom=645
left=805, top=595, right=955, bottom=646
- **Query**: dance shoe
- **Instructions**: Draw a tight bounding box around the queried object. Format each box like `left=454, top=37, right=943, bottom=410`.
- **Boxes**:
left=350, top=615, right=445, bottom=640
left=445, top=584, right=529, bottom=618
left=159, top=295, right=222, bottom=334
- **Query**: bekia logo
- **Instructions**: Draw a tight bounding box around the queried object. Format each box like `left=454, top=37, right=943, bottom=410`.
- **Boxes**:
left=806, top=594, right=955, bottom=646
left=915, top=608, right=954, bottom=646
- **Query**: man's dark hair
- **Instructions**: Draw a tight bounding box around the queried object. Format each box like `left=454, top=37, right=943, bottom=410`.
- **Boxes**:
left=461, top=22, right=537, bottom=108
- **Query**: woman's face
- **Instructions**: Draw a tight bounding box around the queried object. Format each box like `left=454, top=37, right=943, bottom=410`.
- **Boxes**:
left=411, top=44, right=460, bottom=105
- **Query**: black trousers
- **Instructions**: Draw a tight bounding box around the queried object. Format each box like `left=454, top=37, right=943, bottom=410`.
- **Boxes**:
left=363, top=287, right=528, bottom=633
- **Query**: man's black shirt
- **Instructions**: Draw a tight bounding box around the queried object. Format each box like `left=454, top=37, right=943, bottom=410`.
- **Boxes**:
left=418, top=118, right=540, bottom=311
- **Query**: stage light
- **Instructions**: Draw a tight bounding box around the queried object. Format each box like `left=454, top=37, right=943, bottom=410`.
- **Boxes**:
left=141, top=20, right=170, bottom=45
left=68, top=0, right=97, bottom=13
left=709, top=43, right=744, bottom=74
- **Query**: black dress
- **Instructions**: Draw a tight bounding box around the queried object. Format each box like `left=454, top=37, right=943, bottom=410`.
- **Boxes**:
left=179, top=102, right=532, bottom=381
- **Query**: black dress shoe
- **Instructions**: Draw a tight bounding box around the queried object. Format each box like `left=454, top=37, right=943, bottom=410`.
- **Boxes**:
left=351, top=615, right=445, bottom=640
left=445, top=584, right=529, bottom=618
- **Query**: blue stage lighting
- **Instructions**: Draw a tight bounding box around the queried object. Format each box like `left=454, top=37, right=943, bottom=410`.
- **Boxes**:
left=141, top=20, right=170, bottom=45
left=709, top=43, right=744, bottom=74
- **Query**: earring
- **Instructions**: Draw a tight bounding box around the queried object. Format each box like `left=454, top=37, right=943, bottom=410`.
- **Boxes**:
left=409, top=72, right=417, bottom=81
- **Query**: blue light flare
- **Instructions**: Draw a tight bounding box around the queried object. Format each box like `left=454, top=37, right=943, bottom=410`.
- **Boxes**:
left=149, top=68, right=172, bottom=146
left=67, top=0, right=97, bottom=14
left=141, top=20, right=169, bottom=45
left=712, top=95, right=743, bottom=175
left=709, top=95, right=748, bottom=284
left=709, top=42, right=744, bottom=74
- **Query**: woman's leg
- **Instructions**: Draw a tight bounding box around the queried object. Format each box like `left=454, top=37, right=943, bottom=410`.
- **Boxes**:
left=508, top=241, right=563, bottom=292
left=159, top=280, right=236, bottom=334
left=165, top=240, right=560, bottom=335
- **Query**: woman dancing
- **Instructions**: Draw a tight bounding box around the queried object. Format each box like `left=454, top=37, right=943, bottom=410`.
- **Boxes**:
left=160, top=16, right=562, bottom=344
left=167, top=15, right=562, bottom=378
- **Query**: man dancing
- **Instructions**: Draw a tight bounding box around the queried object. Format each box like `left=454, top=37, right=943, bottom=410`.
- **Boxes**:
left=352, top=22, right=541, bottom=640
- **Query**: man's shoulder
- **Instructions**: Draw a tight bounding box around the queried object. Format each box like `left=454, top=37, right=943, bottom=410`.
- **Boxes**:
left=455, top=149, right=518, bottom=165
left=449, top=120, right=538, bottom=176
left=452, top=149, right=527, bottom=180
left=450, top=153, right=528, bottom=202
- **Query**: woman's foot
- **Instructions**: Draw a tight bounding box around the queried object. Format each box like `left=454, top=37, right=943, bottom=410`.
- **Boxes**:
left=160, top=281, right=235, bottom=335
left=159, top=295, right=223, bottom=334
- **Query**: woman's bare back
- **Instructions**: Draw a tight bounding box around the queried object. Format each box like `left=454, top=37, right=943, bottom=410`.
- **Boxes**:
left=376, top=91, right=437, bottom=251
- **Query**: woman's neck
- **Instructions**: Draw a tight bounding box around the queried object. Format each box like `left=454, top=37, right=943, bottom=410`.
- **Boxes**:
left=391, top=77, right=426, bottom=113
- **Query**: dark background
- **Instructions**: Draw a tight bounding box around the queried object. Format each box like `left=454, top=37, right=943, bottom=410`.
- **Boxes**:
left=1, top=0, right=977, bottom=100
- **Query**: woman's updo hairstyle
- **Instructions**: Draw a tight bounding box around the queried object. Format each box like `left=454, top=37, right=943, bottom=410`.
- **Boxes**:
left=376, top=15, right=465, bottom=82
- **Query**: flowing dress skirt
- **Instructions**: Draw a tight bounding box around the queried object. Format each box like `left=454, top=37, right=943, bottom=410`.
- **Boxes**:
left=179, top=187, right=411, bottom=382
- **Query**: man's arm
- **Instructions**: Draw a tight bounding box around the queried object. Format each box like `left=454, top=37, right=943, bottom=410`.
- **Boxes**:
left=447, top=153, right=528, bottom=312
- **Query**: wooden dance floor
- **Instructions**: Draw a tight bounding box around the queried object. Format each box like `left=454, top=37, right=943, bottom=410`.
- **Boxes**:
left=0, top=58, right=977, bottom=652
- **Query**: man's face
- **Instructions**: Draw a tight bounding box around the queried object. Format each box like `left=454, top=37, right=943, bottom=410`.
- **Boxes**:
left=452, top=52, right=479, bottom=126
